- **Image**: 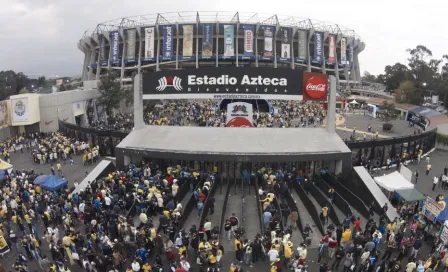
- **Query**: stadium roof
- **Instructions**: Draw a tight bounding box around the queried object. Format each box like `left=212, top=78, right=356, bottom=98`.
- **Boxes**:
left=116, top=126, right=351, bottom=162
left=83, top=11, right=361, bottom=40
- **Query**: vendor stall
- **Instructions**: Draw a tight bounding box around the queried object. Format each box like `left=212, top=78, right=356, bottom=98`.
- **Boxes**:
left=374, top=171, right=414, bottom=191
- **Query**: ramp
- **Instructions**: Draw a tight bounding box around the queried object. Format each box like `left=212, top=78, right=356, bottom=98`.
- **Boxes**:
left=72, top=160, right=115, bottom=194
left=353, top=166, right=399, bottom=222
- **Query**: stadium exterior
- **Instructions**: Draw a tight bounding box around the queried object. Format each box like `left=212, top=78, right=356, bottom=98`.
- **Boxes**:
left=78, top=11, right=364, bottom=85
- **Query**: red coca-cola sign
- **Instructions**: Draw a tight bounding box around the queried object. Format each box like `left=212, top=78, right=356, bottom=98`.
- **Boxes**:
left=226, top=117, right=254, bottom=128
left=303, top=72, right=328, bottom=101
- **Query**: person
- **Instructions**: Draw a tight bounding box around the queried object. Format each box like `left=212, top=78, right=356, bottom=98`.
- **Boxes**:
left=175, top=262, right=187, bottom=272
left=267, top=245, right=279, bottom=262
left=235, top=237, right=243, bottom=262
left=229, top=213, right=239, bottom=237
left=69, top=157, right=74, bottom=171
left=283, top=241, right=293, bottom=267
left=414, top=169, right=419, bottom=183
left=224, top=219, right=232, bottom=241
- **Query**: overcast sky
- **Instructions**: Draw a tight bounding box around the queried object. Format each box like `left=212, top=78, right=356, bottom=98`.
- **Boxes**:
left=0, top=0, right=446, bottom=78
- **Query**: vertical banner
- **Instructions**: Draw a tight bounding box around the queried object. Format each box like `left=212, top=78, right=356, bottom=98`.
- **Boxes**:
left=223, top=25, right=235, bottom=57
left=328, top=34, right=336, bottom=63
left=262, top=26, right=274, bottom=59
left=99, top=36, right=106, bottom=65
left=126, top=29, right=136, bottom=61
left=340, top=37, right=347, bottom=66
left=280, top=27, right=291, bottom=60
left=162, top=25, right=174, bottom=60
left=145, top=27, right=155, bottom=59
left=11, top=98, right=29, bottom=123
left=243, top=25, right=255, bottom=58
left=349, top=38, right=354, bottom=67
left=202, top=24, right=214, bottom=58
left=313, top=32, right=323, bottom=63
left=182, top=25, right=194, bottom=58
left=111, top=31, right=119, bottom=63
left=297, top=30, right=307, bottom=60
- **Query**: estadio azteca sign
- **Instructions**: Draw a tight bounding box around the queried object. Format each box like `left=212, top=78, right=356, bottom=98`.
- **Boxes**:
left=303, top=72, right=328, bottom=101
left=142, top=67, right=303, bottom=100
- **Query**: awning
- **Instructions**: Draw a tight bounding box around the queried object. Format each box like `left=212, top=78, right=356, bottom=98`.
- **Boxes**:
left=395, top=188, right=425, bottom=202
left=0, top=159, right=13, bottom=170
left=374, top=171, right=414, bottom=191
left=409, top=107, right=442, bottom=118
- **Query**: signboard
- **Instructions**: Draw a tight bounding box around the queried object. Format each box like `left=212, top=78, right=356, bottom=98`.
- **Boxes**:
left=423, top=196, right=446, bottom=222
left=226, top=102, right=254, bottom=127
left=279, top=27, right=291, bottom=61
left=73, top=101, right=85, bottom=116
left=183, top=25, right=194, bottom=58
left=202, top=24, right=214, bottom=58
left=262, top=26, right=274, bottom=59
left=297, top=30, right=307, bottom=60
left=328, top=34, right=336, bottom=63
left=126, top=29, right=136, bottom=61
left=11, top=98, right=29, bottom=123
left=313, top=32, right=323, bottom=63
left=162, top=25, right=174, bottom=60
left=223, top=25, right=235, bottom=58
left=340, top=37, right=347, bottom=65
left=303, top=72, right=328, bottom=101
left=242, top=25, right=255, bottom=58
left=142, top=67, right=303, bottom=100
left=144, top=27, right=155, bottom=59
left=111, top=31, right=119, bottom=63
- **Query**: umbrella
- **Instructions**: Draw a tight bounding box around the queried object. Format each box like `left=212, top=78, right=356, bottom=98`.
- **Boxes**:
left=33, top=175, right=50, bottom=185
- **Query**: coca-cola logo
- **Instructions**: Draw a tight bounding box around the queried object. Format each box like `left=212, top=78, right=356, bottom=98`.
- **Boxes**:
left=303, top=72, right=328, bottom=100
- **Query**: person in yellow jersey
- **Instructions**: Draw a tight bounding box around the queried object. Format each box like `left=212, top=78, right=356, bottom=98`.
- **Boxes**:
left=142, top=262, right=152, bottom=272
left=321, top=205, right=329, bottom=225
left=208, top=251, right=217, bottom=268
left=234, top=237, right=243, bottom=262
left=283, top=241, right=293, bottom=267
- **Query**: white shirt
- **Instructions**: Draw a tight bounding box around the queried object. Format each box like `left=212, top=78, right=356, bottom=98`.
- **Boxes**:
left=204, top=221, right=212, bottom=231
left=79, top=203, right=85, bottom=213
left=268, top=249, right=279, bottom=262
left=104, top=196, right=111, bottom=206
left=434, top=177, right=439, bottom=184
left=132, top=262, right=140, bottom=272
left=181, top=261, right=190, bottom=271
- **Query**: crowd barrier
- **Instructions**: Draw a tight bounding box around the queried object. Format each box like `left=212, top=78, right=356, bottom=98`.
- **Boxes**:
left=321, top=174, right=370, bottom=219
left=284, top=190, right=304, bottom=236
left=272, top=198, right=284, bottom=233
left=253, top=177, right=264, bottom=234
left=307, top=181, right=341, bottom=226
left=199, top=178, right=219, bottom=227
left=179, top=176, right=207, bottom=230
left=293, top=182, right=325, bottom=235
left=314, top=178, right=352, bottom=219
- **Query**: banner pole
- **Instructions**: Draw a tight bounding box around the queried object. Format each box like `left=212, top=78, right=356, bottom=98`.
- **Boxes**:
left=327, top=75, right=336, bottom=134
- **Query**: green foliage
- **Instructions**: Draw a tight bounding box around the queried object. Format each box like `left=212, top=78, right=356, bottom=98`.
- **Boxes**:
left=381, top=101, right=398, bottom=123
left=0, top=70, right=29, bottom=100
left=97, top=72, right=125, bottom=116
left=18, top=88, right=28, bottom=94
left=59, top=84, right=67, bottom=92
left=37, top=76, right=46, bottom=86
left=437, top=133, right=448, bottom=146
left=394, top=80, right=424, bottom=105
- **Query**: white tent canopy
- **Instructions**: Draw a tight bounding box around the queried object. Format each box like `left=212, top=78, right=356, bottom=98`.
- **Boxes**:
left=374, top=171, right=414, bottom=191
left=349, top=100, right=359, bottom=104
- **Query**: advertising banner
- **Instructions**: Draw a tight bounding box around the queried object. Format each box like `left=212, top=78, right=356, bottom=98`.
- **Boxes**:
left=226, top=102, right=254, bottom=127
left=0, top=100, right=9, bottom=127
left=162, top=25, right=174, bottom=60
left=126, top=29, right=136, bottom=61
left=223, top=25, right=235, bottom=58
left=303, top=72, right=328, bottom=101
left=297, top=30, right=307, bottom=60
left=340, top=37, right=347, bottom=65
left=422, top=196, right=446, bottom=222
left=242, top=25, right=255, bottom=58
left=145, top=27, right=155, bottom=59
left=441, top=225, right=448, bottom=244
left=349, top=38, right=354, bottom=67
left=182, top=25, right=194, bottom=58
left=111, top=31, right=119, bottom=63
left=280, top=27, right=291, bottom=60
left=99, top=35, right=106, bottom=65
left=261, top=26, right=274, bottom=59
left=11, top=97, right=29, bottom=123
left=142, top=67, right=303, bottom=100
left=202, top=24, right=214, bottom=58
left=73, top=101, right=85, bottom=116
left=328, top=34, right=336, bottom=63
left=313, top=32, right=323, bottom=63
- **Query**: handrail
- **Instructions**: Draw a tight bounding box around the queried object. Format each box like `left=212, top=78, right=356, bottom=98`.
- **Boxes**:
left=219, top=176, right=232, bottom=236
left=253, top=176, right=264, bottom=234
left=293, top=182, right=325, bottom=235
left=308, top=181, right=341, bottom=226
left=314, top=177, right=352, bottom=219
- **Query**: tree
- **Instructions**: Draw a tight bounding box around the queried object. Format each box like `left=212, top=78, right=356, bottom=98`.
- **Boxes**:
left=37, top=76, right=46, bottom=86
left=394, top=80, right=424, bottom=105
left=381, top=101, right=398, bottom=124
left=18, top=88, right=28, bottom=94
left=361, top=71, right=377, bottom=83
left=97, top=72, right=125, bottom=117
left=406, top=45, right=441, bottom=83
left=59, top=84, right=67, bottom=92
left=380, top=63, right=412, bottom=91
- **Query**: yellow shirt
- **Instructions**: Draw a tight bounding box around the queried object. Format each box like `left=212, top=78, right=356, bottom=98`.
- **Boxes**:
left=342, top=229, right=352, bottom=242
left=24, top=214, right=31, bottom=224
left=322, top=207, right=328, bottom=217
left=143, top=264, right=151, bottom=272
left=234, top=239, right=241, bottom=251
left=284, top=246, right=292, bottom=258
left=208, top=255, right=216, bottom=264
left=57, top=163, right=61, bottom=170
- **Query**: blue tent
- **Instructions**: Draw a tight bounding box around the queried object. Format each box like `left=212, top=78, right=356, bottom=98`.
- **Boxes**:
left=33, top=175, right=50, bottom=185
left=40, top=175, right=68, bottom=191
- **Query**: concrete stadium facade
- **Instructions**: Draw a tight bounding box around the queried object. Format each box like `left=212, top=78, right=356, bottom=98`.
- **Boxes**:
left=78, top=11, right=364, bottom=85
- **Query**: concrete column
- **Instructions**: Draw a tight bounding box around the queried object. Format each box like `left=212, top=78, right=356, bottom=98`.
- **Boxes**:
left=291, top=27, right=297, bottom=69
left=327, top=75, right=337, bottom=134
left=307, top=29, right=314, bottom=72
left=156, top=25, right=161, bottom=71
left=354, top=50, right=361, bottom=86
left=273, top=27, right=278, bottom=69
left=95, top=39, right=101, bottom=80
left=176, top=24, right=179, bottom=70
left=255, top=24, right=259, bottom=68
left=236, top=23, right=239, bottom=67
left=137, top=27, right=142, bottom=74
left=215, top=22, right=219, bottom=67
left=195, top=22, right=199, bottom=69
left=335, top=34, right=342, bottom=85
left=322, top=32, right=328, bottom=74
left=87, top=49, right=95, bottom=80
left=81, top=51, right=89, bottom=81
left=133, top=74, right=144, bottom=129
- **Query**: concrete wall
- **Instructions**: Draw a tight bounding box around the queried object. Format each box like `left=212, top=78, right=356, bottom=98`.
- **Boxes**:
left=39, top=89, right=101, bottom=132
